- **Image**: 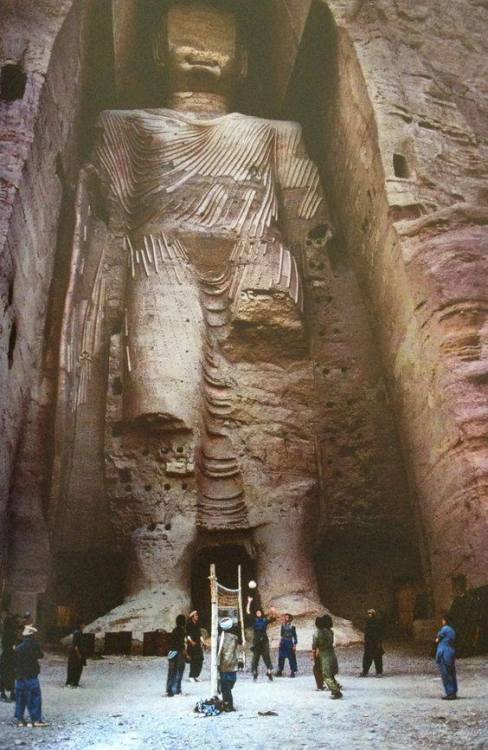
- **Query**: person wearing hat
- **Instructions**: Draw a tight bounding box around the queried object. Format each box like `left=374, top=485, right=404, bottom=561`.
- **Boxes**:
left=186, top=610, right=205, bottom=682
left=360, top=609, right=384, bottom=677
left=217, top=617, right=239, bottom=712
left=14, top=625, right=48, bottom=727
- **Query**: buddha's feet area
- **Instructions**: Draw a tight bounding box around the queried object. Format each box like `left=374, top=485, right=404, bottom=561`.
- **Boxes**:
left=0, top=644, right=486, bottom=750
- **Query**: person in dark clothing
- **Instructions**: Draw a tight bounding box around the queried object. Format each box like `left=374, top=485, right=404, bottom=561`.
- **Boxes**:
left=166, top=614, right=187, bottom=697
left=276, top=613, right=298, bottom=677
left=360, top=609, right=384, bottom=677
left=246, top=600, right=276, bottom=681
left=0, top=612, right=19, bottom=702
left=66, top=622, right=86, bottom=688
left=312, top=616, right=325, bottom=690
left=14, top=625, right=48, bottom=727
left=313, top=614, right=342, bottom=699
left=186, top=611, right=204, bottom=682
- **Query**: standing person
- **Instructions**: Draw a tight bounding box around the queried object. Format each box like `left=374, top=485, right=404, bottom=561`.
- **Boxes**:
left=246, top=600, right=276, bottom=681
left=186, top=611, right=204, bottom=682
left=217, top=617, right=239, bottom=712
left=360, top=609, right=384, bottom=677
left=0, top=612, right=19, bottom=702
left=66, top=622, right=86, bottom=688
left=14, top=625, right=48, bottom=727
left=313, top=615, right=342, bottom=699
left=435, top=613, right=458, bottom=700
left=275, top=613, right=298, bottom=677
left=312, top=616, right=324, bottom=691
left=166, top=614, right=187, bottom=697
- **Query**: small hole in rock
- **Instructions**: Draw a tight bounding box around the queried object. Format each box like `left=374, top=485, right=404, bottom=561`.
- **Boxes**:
left=176, top=446, right=184, bottom=453
left=7, top=280, right=14, bottom=307
left=8, top=321, right=17, bottom=369
left=393, top=153, right=410, bottom=179
left=144, top=484, right=152, bottom=492
left=0, top=64, right=27, bottom=102
left=147, top=522, right=157, bottom=531
left=118, top=468, right=132, bottom=483
left=165, top=523, right=171, bottom=531
left=164, top=483, right=171, bottom=491
left=182, top=482, right=188, bottom=490
left=112, top=377, right=123, bottom=396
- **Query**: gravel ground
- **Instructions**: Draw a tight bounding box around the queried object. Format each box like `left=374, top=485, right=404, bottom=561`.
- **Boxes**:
left=0, top=642, right=487, bottom=750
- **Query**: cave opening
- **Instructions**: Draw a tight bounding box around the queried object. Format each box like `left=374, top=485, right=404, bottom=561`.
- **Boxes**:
left=191, top=544, right=256, bottom=630
left=49, top=549, right=126, bottom=637
left=0, top=64, right=27, bottom=102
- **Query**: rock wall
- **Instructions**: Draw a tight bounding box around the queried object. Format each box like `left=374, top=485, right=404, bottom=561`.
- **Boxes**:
left=288, top=0, right=488, bottom=611
left=1, top=0, right=486, bottom=627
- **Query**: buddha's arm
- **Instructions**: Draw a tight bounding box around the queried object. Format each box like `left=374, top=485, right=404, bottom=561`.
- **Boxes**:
left=275, top=121, right=332, bottom=249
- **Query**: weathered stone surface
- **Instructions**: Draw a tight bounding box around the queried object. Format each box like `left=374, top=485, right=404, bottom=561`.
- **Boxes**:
left=1, top=0, right=487, bottom=637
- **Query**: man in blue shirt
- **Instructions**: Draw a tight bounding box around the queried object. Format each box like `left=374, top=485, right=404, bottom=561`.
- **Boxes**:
left=275, top=613, right=298, bottom=677
left=435, top=613, right=458, bottom=700
left=246, top=599, right=276, bottom=681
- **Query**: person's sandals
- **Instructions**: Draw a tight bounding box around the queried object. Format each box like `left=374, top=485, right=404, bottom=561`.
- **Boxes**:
left=33, top=721, right=49, bottom=727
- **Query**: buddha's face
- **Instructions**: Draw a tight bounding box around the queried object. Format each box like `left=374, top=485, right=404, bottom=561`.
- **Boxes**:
left=158, top=1, right=243, bottom=97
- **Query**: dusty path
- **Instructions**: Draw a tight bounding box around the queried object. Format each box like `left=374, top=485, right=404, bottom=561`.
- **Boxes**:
left=0, top=642, right=487, bottom=750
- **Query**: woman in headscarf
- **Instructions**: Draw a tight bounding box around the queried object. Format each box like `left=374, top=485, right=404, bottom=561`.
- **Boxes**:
left=435, top=613, right=458, bottom=700
left=312, top=614, right=342, bottom=699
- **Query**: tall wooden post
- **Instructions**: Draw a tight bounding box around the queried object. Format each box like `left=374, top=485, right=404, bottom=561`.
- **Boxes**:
left=209, top=563, right=218, bottom=697
left=237, top=563, right=246, bottom=646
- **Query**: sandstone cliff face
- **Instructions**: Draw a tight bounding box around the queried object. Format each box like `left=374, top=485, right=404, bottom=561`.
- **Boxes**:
left=0, top=0, right=486, bottom=628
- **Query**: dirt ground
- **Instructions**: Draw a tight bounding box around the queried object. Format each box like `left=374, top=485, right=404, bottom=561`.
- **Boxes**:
left=0, top=642, right=487, bottom=750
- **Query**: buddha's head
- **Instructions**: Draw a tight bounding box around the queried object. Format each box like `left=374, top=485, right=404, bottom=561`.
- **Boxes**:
left=154, top=0, right=247, bottom=108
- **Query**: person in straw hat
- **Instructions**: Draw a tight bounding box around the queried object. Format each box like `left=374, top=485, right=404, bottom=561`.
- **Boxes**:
left=14, top=625, right=48, bottom=727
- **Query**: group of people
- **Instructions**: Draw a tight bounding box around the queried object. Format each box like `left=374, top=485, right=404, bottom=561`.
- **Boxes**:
left=165, top=595, right=460, bottom=711
left=166, top=610, right=206, bottom=698
left=0, top=597, right=460, bottom=727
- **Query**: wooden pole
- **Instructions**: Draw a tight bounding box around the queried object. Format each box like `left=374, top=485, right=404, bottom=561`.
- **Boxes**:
left=237, top=563, right=246, bottom=646
left=209, top=563, right=218, bottom=697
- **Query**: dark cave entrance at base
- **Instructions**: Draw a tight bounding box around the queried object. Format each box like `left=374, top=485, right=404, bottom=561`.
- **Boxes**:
left=48, top=548, right=126, bottom=638
left=191, top=544, right=256, bottom=630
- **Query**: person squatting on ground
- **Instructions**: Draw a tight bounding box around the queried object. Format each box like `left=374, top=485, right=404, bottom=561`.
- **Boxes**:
left=0, top=611, right=19, bottom=702
left=186, top=611, right=205, bottom=682
left=14, top=625, right=48, bottom=727
left=360, top=608, right=384, bottom=677
left=66, top=622, right=86, bottom=688
left=312, top=615, right=343, bottom=699
left=435, top=613, right=458, bottom=700
left=217, top=617, right=239, bottom=712
left=166, top=614, right=187, bottom=697
left=276, top=613, right=298, bottom=677
left=246, top=599, right=276, bottom=681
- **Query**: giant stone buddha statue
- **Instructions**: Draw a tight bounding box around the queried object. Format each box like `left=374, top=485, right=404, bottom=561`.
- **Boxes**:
left=52, top=0, right=334, bottom=633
